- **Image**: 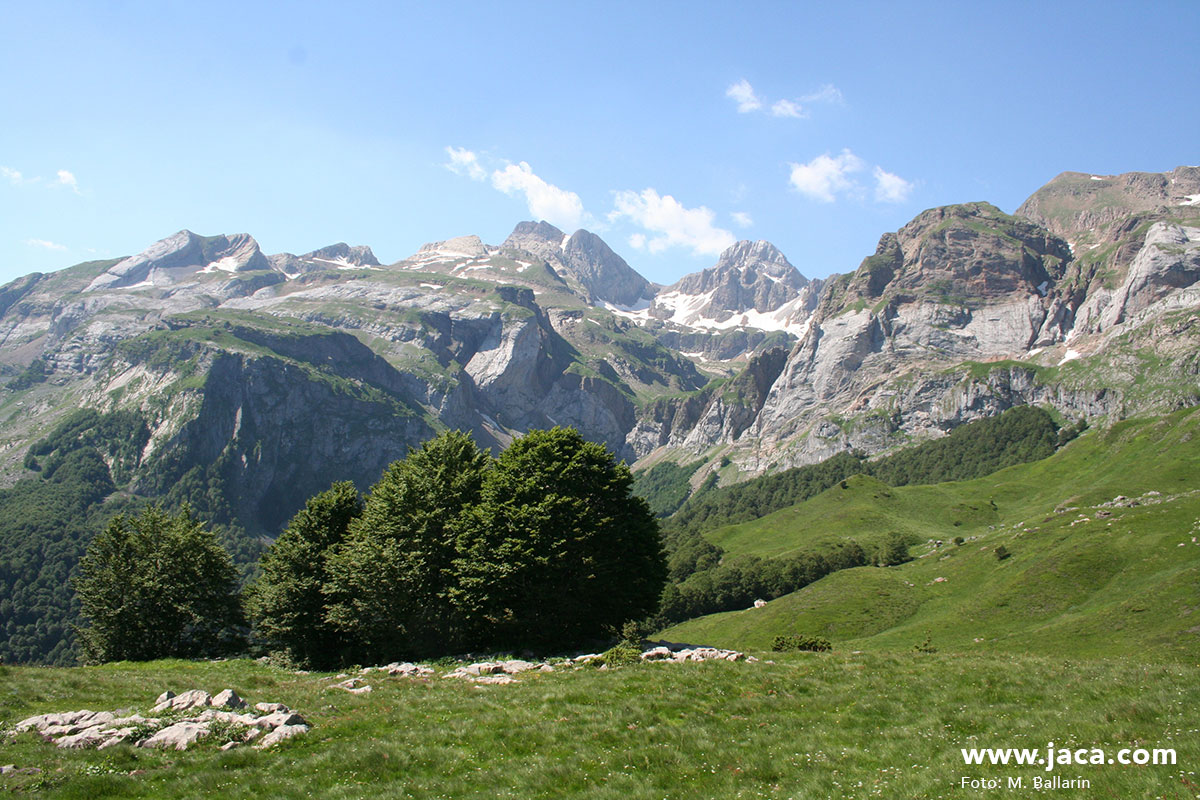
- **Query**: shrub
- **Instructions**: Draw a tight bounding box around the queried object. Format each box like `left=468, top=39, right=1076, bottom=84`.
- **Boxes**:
left=995, top=545, right=1012, bottom=561
left=771, top=634, right=832, bottom=653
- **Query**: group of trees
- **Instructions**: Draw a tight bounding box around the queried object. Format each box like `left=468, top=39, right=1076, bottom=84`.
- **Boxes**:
left=73, top=427, right=666, bottom=667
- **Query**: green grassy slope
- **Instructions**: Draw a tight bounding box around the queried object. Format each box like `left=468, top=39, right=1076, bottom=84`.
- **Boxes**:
left=663, top=407, right=1200, bottom=661
left=1, top=655, right=1196, bottom=799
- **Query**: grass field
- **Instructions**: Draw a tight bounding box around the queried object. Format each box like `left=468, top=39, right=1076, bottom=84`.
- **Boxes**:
left=1, top=654, right=1198, bottom=799
left=664, top=408, right=1200, bottom=661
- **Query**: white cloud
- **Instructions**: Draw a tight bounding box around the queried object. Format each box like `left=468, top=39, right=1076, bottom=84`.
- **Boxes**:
left=491, top=161, right=587, bottom=231
left=2, top=166, right=27, bottom=185
left=55, top=169, right=80, bottom=193
left=629, top=233, right=647, bottom=250
left=731, top=81, right=843, bottom=119
left=609, top=188, right=736, bottom=257
left=444, top=146, right=486, bottom=181
left=731, top=211, right=754, bottom=228
left=788, top=149, right=866, bottom=202
left=770, top=99, right=806, bottom=119
left=726, top=79, right=762, bottom=113
left=873, top=166, right=914, bottom=203
left=800, top=84, right=845, bottom=105
left=26, top=238, right=67, bottom=251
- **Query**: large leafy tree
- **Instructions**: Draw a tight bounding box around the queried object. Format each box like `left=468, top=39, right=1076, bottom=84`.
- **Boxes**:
left=455, top=427, right=666, bottom=651
left=323, top=430, right=491, bottom=662
left=73, top=504, right=243, bottom=662
left=246, top=481, right=362, bottom=668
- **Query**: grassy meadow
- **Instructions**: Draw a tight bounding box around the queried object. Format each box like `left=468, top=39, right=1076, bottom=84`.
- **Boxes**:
left=1, top=653, right=1198, bottom=799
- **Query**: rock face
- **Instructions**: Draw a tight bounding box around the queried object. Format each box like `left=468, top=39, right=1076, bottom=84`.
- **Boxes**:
left=86, top=230, right=271, bottom=291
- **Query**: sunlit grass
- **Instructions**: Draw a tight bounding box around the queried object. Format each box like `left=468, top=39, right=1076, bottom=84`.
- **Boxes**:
left=1, top=653, right=1198, bottom=798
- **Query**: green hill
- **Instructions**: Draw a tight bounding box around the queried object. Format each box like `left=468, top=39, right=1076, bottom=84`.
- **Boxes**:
left=662, top=407, right=1200, bottom=661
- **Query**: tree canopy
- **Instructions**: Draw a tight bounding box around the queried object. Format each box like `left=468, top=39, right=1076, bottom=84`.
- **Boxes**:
left=73, top=504, right=243, bottom=663
left=455, top=427, right=666, bottom=651
left=247, top=481, right=363, bottom=668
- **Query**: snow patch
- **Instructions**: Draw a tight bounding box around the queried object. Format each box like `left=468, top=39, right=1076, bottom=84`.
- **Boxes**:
left=1036, top=280, right=1049, bottom=296
left=202, top=256, right=242, bottom=274
left=598, top=296, right=653, bottom=313
left=419, top=283, right=444, bottom=290
left=1090, top=175, right=1105, bottom=181
left=1057, top=349, right=1082, bottom=366
left=1179, top=194, right=1200, bottom=207
left=312, top=256, right=380, bottom=271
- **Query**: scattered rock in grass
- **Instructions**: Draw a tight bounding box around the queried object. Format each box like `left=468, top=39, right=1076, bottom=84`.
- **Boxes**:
left=16, top=691, right=309, bottom=752
left=211, top=689, right=247, bottom=709
left=254, top=702, right=289, bottom=714
left=152, top=689, right=211, bottom=713
left=141, top=722, right=210, bottom=751
left=330, top=678, right=372, bottom=694
left=255, top=724, right=309, bottom=749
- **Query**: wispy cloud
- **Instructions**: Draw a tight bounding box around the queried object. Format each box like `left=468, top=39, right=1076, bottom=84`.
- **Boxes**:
left=800, top=84, right=844, bottom=105
left=770, top=99, right=806, bottom=119
left=788, top=149, right=914, bottom=205
left=2, top=166, right=29, bottom=185
left=725, top=79, right=762, bottom=113
left=873, top=166, right=914, bottom=203
left=728, top=80, right=843, bottom=119
left=445, top=147, right=591, bottom=230
left=731, top=211, right=754, bottom=228
left=55, top=169, right=81, bottom=194
left=444, top=146, right=486, bottom=181
left=3, top=165, right=83, bottom=193
left=788, top=150, right=865, bottom=203
left=26, top=238, right=67, bottom=251
left=609, top=189, right=735, bottom=257
left=491, top=161, right=588, bottom=231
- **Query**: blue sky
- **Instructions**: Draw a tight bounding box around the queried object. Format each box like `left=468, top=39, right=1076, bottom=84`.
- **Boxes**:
left=2, top=1, right=1197, bottom=287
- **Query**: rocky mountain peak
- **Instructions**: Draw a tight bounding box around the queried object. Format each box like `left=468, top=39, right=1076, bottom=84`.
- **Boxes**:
left=86, top=230, right=269, bottom=291
left=713, top=240, right=808, bottom=289
left=504, top=221, right=567, bottom=250
left=303, top=243, right=381, bottom=267
left=502, top=221, right=653, bottom=308
left=416, top=235, right=489, bottom=258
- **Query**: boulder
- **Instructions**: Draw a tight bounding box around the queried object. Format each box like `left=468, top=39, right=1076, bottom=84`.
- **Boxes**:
left=254, top=711, right=308, bottom=730
left=255, top=723, right=309, bottom=749
left=140, top=722, right=210, bottom=751
left=211, top=689, right=247, bottom=710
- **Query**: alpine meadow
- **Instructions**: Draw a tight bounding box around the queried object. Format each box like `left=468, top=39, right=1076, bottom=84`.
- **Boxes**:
left=3, top=3, right=1200, bottom=798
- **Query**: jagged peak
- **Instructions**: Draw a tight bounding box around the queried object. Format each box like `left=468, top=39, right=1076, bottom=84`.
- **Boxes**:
left=714, top=240, right=806, bottom=285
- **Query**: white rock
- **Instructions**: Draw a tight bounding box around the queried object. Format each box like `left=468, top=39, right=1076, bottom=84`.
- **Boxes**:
left=255, top=723, right=309, bottom=749
left=140, top=722, right=210, bottom=751
left=211, top=689, right=246, bottom=709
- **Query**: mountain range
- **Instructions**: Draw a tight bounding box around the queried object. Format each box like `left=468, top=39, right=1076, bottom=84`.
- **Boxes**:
left=1, top=166, right=1198, bottom=541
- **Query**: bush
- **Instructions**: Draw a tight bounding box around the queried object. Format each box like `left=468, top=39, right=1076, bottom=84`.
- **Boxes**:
left=995, top=545, right=1012, bottom=561
left=600, top=641, right=644, bottom=667
left=771, top=634, right=832, bottom=653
